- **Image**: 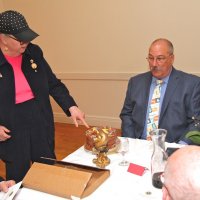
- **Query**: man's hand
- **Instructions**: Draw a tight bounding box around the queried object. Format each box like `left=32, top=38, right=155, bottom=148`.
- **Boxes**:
left=0, top=126, right=11, bottom=141
left=0, top=180, right=15, bottom=192
left=69, top=106, right=89, bottom=128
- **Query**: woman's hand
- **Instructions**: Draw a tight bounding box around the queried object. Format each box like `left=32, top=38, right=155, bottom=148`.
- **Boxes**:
left=69, top=106, right=89, bottom=128
left=0, top=180, right=15, bottom=192
left=0, top=126, right=11, bottom=141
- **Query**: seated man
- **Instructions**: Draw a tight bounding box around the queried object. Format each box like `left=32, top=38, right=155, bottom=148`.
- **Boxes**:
left=120, top=38, right=200, bottom=143
left=0, top=177, right=15, bottom=192
left=163, top=146, right=200, bottom=200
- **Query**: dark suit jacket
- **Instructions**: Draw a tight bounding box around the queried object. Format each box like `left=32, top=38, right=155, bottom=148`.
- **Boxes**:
left=0, top=43, right=77, bottom=159
left=120, top=68, right=200, bottom=143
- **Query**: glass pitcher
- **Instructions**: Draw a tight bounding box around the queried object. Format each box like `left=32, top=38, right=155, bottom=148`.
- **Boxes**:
left=150, top=129, right=168, bottom=189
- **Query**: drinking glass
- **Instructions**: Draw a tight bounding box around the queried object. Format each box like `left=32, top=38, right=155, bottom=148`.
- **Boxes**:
left=150, top=129, right=168, bottom=189
left=117, top=137, right=129, bottom=166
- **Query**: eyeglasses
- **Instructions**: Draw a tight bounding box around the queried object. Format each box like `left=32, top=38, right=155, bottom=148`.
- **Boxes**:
left=6, top=35, right=27, bottom=45
left=146, top=55, right=172, bottom=64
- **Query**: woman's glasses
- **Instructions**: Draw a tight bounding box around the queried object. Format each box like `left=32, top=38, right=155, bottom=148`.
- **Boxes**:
left=6, top=35, right=28, bottom=45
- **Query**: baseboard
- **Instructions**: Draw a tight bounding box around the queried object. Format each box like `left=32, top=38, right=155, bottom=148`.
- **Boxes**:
left=53, top=112, right=121, bottom=129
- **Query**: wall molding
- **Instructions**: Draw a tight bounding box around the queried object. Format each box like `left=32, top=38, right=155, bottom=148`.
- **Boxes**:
left=56, top=72, right=136, bottom=81
left=56, top=72, right=200, bottom=81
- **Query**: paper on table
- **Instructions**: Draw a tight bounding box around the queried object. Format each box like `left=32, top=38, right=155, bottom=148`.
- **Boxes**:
left=165, top=142, right=185, bottom=149
left=127, top=163, right=148, bottom=176
left=0, top=181, right=22, bottom=200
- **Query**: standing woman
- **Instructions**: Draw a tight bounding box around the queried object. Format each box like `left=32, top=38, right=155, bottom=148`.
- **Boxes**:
left=0, top=10, right=89, bottom=182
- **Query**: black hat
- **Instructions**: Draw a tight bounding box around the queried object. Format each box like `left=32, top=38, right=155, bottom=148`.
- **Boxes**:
left=0, top=10, right=39, bottom=42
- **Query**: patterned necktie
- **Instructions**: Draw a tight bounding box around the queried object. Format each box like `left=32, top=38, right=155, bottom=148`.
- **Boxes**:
left=146, top=79, right=163, bottom=140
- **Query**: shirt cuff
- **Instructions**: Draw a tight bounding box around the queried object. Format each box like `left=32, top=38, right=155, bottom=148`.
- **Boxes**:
left=178, top=140, right=188, bottom=145
left=179, top=137, right=194, bottom=145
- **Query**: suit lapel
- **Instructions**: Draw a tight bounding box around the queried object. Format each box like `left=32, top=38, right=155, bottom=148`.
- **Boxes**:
left=144, top=73, right=152, bottom=106
left=141, top=73, right=152, bottom=126
left=159, top=68, right=180, bottom=120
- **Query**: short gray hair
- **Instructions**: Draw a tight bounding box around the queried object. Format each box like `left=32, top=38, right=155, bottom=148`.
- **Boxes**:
left=150, top=38, right=174, bottom=55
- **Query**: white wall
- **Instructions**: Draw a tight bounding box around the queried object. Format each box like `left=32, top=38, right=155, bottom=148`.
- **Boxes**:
left=1, top=0, right=200, bottom=128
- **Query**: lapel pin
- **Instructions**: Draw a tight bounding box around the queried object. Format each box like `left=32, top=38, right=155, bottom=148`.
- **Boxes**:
left=30, top=59, right=38, bottom=72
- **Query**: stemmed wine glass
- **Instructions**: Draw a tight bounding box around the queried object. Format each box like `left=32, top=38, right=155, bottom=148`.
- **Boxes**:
left=117, top=137, right=129, bottom=166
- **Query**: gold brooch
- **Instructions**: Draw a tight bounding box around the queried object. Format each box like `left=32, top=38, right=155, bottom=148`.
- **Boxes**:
left=30, top=59, right=37, bottom=72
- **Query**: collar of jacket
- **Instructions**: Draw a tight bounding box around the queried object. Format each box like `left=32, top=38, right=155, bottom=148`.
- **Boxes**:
left=0, top=49, right=8, bottom=67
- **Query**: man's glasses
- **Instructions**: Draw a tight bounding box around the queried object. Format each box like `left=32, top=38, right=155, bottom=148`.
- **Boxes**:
left=6, top=35, right=27, bottom=45
left=146, top=55, right=172, bottom=64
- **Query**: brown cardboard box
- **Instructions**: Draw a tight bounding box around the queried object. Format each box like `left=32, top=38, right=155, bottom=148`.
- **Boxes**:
left=23, top=161, right=110, bottom=199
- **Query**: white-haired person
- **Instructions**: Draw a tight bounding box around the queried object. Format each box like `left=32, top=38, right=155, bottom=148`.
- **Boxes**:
left=162, top=146, right=200, bottom=200
left=0, top=10, right=89, bottom=183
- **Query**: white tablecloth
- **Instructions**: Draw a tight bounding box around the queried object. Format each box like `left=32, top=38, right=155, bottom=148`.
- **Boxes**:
left=3, top=138, right=183, bottom=200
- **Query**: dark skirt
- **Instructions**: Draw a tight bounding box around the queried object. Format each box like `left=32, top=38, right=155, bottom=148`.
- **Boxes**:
left=1, top=98, right=56, bottom=182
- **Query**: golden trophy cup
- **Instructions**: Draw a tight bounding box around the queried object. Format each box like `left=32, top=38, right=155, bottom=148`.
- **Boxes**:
left=92, top=128, right=110, bottom=168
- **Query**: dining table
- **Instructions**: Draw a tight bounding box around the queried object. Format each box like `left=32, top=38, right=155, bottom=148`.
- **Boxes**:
left=0, top=138, right=183, bottom=200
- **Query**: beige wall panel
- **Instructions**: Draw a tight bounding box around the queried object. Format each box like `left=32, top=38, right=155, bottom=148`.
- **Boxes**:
left=0, top=1, right=4, bottom=10
left=2, top=0, right=200, bottom=73
left=51, top=73, right=130, bottom=128
left=1, top=0, right=200, bottom=127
